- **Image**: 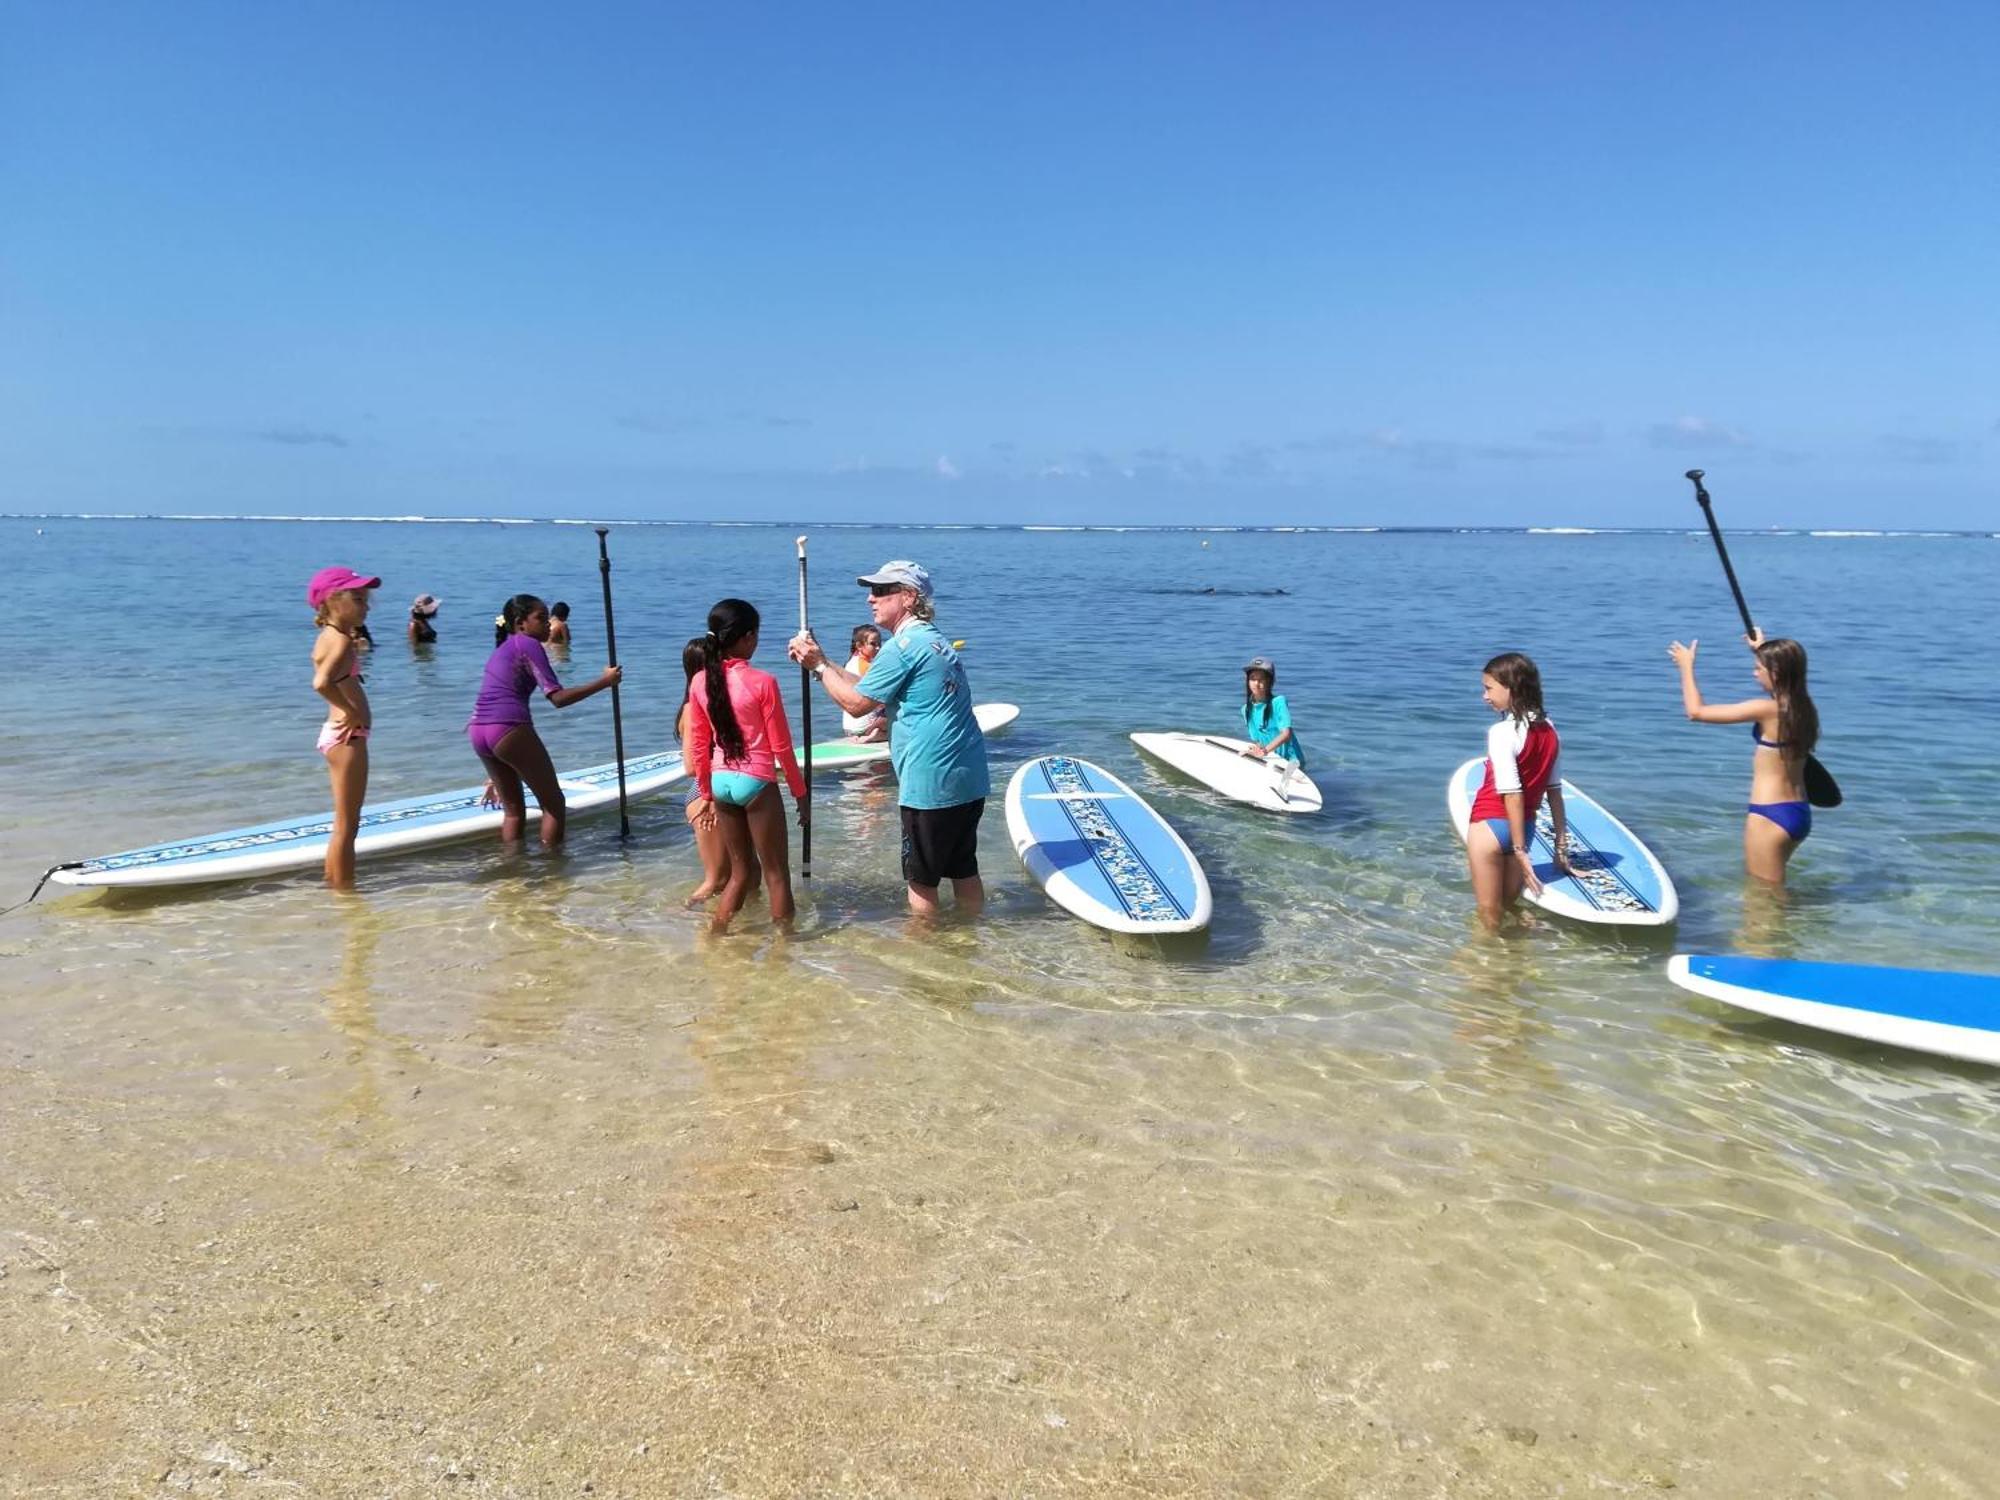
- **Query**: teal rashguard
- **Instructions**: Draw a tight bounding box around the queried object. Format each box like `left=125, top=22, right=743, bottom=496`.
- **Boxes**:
left=1244, top=695, right=1304, bottom=765
left=854, top=619, right=990, bottom=808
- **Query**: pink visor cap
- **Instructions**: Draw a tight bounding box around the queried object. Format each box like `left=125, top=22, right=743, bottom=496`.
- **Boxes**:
left=308, top=566, right=382, bottom=608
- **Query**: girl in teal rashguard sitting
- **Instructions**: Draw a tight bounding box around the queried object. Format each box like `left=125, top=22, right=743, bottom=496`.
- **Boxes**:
left=1240, top=656, right=1303, bottom=766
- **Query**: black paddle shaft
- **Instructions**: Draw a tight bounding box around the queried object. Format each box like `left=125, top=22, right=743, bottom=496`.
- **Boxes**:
left=595, top=527, right=631, bottom=838
left=1686, top=470, right=1757, bottom=636
left=1684, top=471, right=1843, bottom=809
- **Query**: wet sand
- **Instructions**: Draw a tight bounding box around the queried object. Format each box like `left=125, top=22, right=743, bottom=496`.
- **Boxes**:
left=6, top=888, right=1995, bottom=1498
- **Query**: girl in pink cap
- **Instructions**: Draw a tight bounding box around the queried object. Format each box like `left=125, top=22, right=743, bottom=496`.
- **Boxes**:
left=307, top=565, right=381, bottom=889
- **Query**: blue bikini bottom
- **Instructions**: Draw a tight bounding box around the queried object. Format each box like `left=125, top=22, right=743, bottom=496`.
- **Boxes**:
left=1747, top=801, right=1812, bottom=842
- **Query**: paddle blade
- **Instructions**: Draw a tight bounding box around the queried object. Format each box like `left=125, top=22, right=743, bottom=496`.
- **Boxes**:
left=1804, top=754, right=1842, bottom=809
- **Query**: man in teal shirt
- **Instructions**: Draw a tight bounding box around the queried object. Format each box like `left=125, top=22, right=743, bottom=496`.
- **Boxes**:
left=790, top=561, right=989, bottom=915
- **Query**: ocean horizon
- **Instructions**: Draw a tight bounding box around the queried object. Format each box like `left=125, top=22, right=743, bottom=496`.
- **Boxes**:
left=7, top=509, right=1996, bottom=538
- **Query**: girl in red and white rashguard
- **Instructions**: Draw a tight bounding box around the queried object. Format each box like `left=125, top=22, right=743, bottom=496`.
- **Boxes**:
left=1465, top=652, right=1572, bottom=929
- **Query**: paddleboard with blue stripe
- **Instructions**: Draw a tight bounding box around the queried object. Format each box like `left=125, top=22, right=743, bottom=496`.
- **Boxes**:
left=1448, top=758, right=1678, bottom=927
left=52, top=751, right=689, bottom=889
left=1006, top=755, right=1212, bottom=935
left=1669, top=954, right=2000, bottom=1066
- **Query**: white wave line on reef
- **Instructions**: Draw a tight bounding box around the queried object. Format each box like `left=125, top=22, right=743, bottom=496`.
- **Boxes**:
left=3, top=513, right=1990, bottom=538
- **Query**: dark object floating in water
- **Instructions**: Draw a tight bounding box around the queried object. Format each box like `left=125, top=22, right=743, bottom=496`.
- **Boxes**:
left=1145, top=586, right=1291, bottom=597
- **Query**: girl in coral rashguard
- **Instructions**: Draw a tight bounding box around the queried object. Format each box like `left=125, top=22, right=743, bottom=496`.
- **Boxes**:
left=683, top=597, right=808, bottom=933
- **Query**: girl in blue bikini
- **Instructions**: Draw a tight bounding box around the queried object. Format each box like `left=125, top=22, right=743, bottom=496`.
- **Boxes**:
left=1669, top=629, right=1820, bottom=886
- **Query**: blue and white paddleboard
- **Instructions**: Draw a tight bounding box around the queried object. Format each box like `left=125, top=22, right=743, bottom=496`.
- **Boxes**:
left=1669, top=954, right=2000, bottom=1066
left=51, top=751, right=689, bottom=890
left=1006, top=755, right=1213, bottom=935
left=1448, top=758, right=1678, bottom=927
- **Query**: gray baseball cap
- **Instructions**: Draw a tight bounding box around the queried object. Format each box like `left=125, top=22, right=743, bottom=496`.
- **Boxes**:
left=856, top=560, right=933, bottom=600
left=1244, top=656, right=1276, bottom=674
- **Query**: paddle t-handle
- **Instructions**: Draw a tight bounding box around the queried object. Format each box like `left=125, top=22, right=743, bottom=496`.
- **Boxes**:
left=1686, top=469, right=1757, bottom=637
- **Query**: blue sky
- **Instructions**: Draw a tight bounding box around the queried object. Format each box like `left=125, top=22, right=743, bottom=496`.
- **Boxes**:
left=3, top=1, right=1994, bottom=526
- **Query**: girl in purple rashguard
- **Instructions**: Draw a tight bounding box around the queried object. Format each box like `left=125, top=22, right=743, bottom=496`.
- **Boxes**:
left=469, top=593, right=621, bottom=847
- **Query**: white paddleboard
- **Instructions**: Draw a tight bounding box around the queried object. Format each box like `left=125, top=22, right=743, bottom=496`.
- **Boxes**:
left=53, top=751, right=689, bottom=890
left=1130, top=732, right=1322, bottom=814
left=1006, top=755, right=1212, bottom=934
left=1448, top=758, right=1679, bottom=927
left=808, top=701, right=1019, bottom=770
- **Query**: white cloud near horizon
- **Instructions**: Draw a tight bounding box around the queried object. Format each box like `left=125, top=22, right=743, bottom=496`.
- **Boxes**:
left=1648, top=415, right=1752, bottom=451
left=1878, top=433, right=1962, bottom=465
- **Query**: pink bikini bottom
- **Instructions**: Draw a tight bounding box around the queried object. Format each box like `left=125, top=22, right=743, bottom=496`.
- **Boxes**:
left=317, top=721, right=371, bottom=756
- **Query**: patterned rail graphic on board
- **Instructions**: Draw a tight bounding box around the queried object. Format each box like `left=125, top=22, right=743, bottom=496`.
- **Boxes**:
left=1042, top=757, right=1189, bottom=924
left=1531, top=805, right=1653, bottom=914
left=80, top=752, right=685, bottom=872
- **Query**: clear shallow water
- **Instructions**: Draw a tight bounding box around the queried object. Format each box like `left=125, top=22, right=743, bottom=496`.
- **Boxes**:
left=2, top=517, right=1998, bottom=1493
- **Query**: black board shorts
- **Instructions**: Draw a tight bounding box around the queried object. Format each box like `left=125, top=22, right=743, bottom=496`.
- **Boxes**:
left=901, top=798, right=985, bottom=887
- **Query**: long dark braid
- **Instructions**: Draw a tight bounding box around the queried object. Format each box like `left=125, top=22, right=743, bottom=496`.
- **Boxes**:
left=702, top=598, right=760, bottom=761
left=675, top=636, right=707, bottom=742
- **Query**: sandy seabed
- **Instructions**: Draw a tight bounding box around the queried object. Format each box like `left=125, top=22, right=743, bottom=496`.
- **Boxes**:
left=3, top=888, right=1993, bottom=1499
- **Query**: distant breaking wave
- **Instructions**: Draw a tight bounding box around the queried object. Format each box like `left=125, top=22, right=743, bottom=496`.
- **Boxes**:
left=2, top=513, right=1989, bottom=538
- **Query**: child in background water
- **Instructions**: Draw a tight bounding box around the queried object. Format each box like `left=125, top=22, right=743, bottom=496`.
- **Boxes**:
left=1240, top=656, right=1304, bottom=765
left=307, top=565, right=381, bottom=889
left=677, top=636, right=751, bottom=904
left=468, top=594, right=621, bottom=849
left=683, top=598, right=807, bottom=933
left=1465, top=651, right=1572, bottom=929
left=547, top=601, right=572, bottom=646
left=842, top=624, right=887, bottom=740
left=1668, top=628, right=1819, bottom=886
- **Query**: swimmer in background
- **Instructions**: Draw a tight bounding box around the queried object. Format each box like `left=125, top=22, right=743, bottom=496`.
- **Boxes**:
left=307, top=565, right=381, bottom=889
left=1464, top=651, right=1572, bottom=929
left=547, top=601, right=572, bottom=647
left=1239, top=656, right=1304, bottom=766
left=1668, top=629, right=1819, bottom=886
left=408, top=593, right=441, bottom=644
left=841, top=624, right=888, bottom=741
left=468, top=594, right=622, bottom=848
